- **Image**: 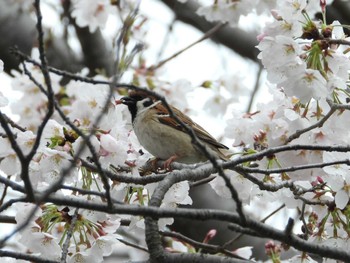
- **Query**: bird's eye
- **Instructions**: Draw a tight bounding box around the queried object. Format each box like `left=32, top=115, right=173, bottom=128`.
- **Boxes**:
left=142, top=98, right=154, bottom=107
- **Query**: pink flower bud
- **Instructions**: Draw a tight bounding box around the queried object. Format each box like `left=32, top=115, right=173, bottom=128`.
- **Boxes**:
left=203, top=229, right=217, bottom=243
left=257, top=32, right=267, bottom=42
left=270, top=9, right=282, bottom=20
left=316, top=176, right=324, bottom=184
left=320, top=0, right=326, bottom=13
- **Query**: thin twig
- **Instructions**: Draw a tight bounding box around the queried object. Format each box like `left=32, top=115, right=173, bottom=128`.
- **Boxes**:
left=224, top=144, right=350, bottom=169
left=11, top=47, right=110, bottom=84
left=327, top=38, right=350, bottom=46
left=285, top=107, right=336, bottom=144
left=26, top=0, right=56, bottom=178
left=294, top=195, right=333, bottom=206
left=1, top=114, right=27, bottom=132
left=299, top=203, right=309, bottom=239
left=117, top=238, right=149, bottom=253
left=61, top=185, right=107, bottom=198
left=235, top=168, right=294, bottom=192
left=148, top=23, right=227, bottom=71
left=261, top=204, right=286, bottom=223
left=246, top=65, right=263, bottom=113
left=0, top=176, right=9, bottom=206
left=0, top=250, right=59, bottom=263
left=160, top=230, right=249, bottom=260
left=0, top=215, right=16, bottom=224
left=222, top=204, right=285, bottom=248
left=0, top=197, right=27, bottom=214
left=60, top=208, right=79, bottom=263
left=227, top=223, right=261, bottom=237
left=0, top=174, right=25, bottom=194
left=114, top=1, right=141, bottom=81
left=189, top=175, right=216, bottom=187
left=156, top=18, right=175, bottom=62
left=237, top=159, right=350, bottom=175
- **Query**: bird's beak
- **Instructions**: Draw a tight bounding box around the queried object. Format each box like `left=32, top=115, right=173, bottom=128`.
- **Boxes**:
left=115, top=97, right=128, bottom=105
left=115, top=99, right=124, bottom=105
left=116, top=96, right=135, bottom=106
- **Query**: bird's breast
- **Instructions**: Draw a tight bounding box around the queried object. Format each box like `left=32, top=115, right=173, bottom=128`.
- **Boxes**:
left=133, top=109, right=205, bottom=163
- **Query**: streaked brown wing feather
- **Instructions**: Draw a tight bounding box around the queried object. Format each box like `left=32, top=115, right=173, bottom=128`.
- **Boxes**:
left=155, top=103, right=228, bottom=150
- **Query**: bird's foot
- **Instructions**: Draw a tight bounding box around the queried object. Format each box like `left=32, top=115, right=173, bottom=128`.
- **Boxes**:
left=163, top=154, right=178, bottom=171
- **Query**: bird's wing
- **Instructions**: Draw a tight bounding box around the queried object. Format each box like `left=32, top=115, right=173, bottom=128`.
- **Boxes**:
left=155, top=103, right=228, bottom=150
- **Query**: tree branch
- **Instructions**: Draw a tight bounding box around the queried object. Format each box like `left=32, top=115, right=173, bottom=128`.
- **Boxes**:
left=159, top=0, right=259, bottom=62
left=0, top=250, right=58, bottom=263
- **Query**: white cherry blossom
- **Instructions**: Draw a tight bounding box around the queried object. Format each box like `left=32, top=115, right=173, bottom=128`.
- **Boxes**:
left=71, top=0, right=116, bottom=33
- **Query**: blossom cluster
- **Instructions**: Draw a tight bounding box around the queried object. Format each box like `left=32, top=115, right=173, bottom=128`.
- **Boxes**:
left=0, top=59, right=194, bottom=261
left=208, top=0, right=350, bottom=256
left=196, top=0, right=332, bottom=27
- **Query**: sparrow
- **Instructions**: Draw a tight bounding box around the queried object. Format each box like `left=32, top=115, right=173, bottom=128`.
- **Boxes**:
left=116, top=90, right=229, bottom=168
